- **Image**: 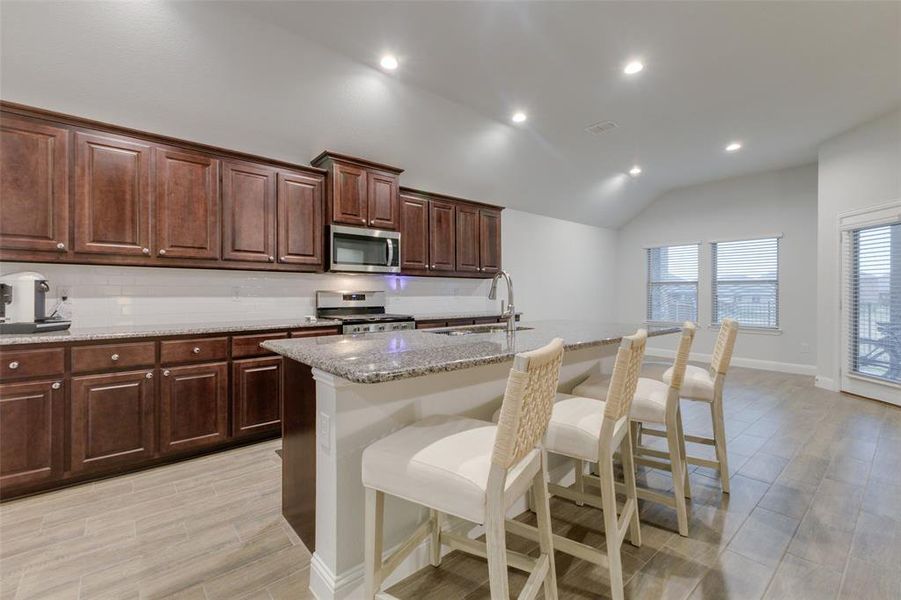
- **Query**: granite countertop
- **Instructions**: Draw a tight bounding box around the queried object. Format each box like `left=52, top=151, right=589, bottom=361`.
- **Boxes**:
left=262, top=320, right=680, bottom=384
left=0, top=318, right=343, bottom=346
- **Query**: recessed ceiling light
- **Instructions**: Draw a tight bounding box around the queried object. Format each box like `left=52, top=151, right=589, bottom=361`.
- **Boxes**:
left=379, top=55, right=398, bottom=71
left=725, top=141, right=742, bottom=152
left=629, top=165, right=642, bottom=177
left=623, top=60, right=644, bottom=75
left=511, top=111, right=527, bottom=123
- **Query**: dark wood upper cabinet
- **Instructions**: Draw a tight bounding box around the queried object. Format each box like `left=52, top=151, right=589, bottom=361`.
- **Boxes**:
left=277, top=171, right=323, bottom=266
left=160, top=362, right=228, bottom=453
left=0, top=115, right=69, bottom=253
left=399, top=192, right=429, bottom=271
left=367, top=171, right=399, bottom=230
left=312, top=152, right=403, bottom=230
left=232, top=356, right=283, bottom=438
left=429, top=199, right=456, bottom=272
left=154, top=147, right=220, bottom=260
left=0, top=379, right=64, bottom=490
left=74, top=131, right=152, bottom=257
left=479, top=208, right=502, bottom=274
left=330, top=162, right=367, bottom=227
left=71, top=369, right=155, bottom=472
left=221, top=161, right=276, bottom=263
left=455, top=204, right=480, bottom=273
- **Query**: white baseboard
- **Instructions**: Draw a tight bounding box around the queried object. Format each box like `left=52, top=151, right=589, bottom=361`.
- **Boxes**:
left=645, top=348, right=817, bottom=377
left=814, top=376, right=838, bottom=391
left=308, top=459, right=580, bottom=600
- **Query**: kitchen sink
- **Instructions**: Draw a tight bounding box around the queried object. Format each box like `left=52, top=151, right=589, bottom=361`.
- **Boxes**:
left=428, top=324, right=534, bottom=336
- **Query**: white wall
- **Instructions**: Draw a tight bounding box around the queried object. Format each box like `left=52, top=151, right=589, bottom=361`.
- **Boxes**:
left=616, top=164, right=819, bottom=374
left=815, top=107, right=901, bottom=388
left=502, top=210, right=618, bottom=321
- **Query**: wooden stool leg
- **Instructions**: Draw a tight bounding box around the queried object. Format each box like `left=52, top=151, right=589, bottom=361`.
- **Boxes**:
left=621, top=425, right=642, bottom=547
left=364, top=487, right=384, bottom=599
left=574, top=458, right=585, bottom=506
left=666, top=418, right=690, bottom=537
left=486, top=482, right=510, bottom=599
left=533, top=454, right=559, bottom=600
left=676, top=405, right=691, bottom=499
left=599, top=453, right=625, bottom=600
left=429, top=509, right=442, bottom=567
left=712, top=398, right=730, bottom=494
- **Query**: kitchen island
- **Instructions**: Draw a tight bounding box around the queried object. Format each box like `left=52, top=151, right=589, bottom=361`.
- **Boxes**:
left=262, top=320, right=679, bottom=600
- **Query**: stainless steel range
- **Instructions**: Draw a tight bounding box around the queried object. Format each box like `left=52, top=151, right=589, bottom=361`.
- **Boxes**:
left=316, top=290, right=414, bottom=334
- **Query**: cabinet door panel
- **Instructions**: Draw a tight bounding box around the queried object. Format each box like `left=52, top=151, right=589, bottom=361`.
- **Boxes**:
left=0, top=379, right=64, bottom=490
left=233, top=357, right=282, bottom=438
left=0, top=115, right=69, bottom=253
left=160, top=362, right=228, bottom=453
left=155, top=147, right=220, bottom=259
left=455, top=205, right=480, bottom=273
left=222, top=161, right=276, bottom=263
left=399, top=193, right=428, bottom=271
left=367, top=171, right=398, bottom=230
left=71, top=370, right=155, bottom=472
left=479, top=209, right=502, bottom=274
left=74, top=131, right=152, bottom=256
left=331, top=162, right=367, bottom=226
left=278, top=172, right=323, bottom=265
left=429, top=199, right=456, bottom=272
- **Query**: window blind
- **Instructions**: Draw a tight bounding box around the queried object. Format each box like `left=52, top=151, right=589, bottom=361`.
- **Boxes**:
left=847, top=222, right=900, bottom=385
left=712, top=237, right=779, bottom=329
left=647, top=244, right=699, bottom=323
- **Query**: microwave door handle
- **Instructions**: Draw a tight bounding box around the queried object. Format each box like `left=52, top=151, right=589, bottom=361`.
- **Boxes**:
left=386, top=238, right=394, bottom=267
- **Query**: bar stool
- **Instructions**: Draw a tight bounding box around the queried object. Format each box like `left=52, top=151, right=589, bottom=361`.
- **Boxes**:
left=361, top=338, right=565, bottom=600
left=571, top=322, right=697, bottom=536
left=659, top=318, right=739, bottom=493
left=506, top=330, right=647, bottom=600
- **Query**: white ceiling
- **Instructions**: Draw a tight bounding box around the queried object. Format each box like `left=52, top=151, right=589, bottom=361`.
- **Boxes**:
left=230, top=1, right=901, bottom=227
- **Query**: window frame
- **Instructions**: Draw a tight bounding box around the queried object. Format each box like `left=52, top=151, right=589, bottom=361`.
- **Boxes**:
left=645, top=242, right=701, bottom=325
left=710, top=235, right=782, bottom=331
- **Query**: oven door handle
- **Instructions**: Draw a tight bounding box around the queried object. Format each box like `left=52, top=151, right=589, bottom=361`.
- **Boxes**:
left=386, top=238, right=394, bottom=267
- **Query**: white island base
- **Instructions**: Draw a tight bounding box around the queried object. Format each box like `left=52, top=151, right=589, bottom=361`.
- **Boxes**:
left=307, top=345, right=614, bottom=600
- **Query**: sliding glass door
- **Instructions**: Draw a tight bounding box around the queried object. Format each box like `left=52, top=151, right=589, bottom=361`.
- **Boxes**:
left=842, top=218, right=900, bottom=404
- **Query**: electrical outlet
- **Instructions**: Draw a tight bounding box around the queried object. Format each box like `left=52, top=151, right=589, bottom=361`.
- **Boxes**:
left=319, top=412, right=331, bottom=452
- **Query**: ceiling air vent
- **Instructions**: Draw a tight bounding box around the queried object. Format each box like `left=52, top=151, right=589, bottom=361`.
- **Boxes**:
left=585, top=120, right=618, bottom=136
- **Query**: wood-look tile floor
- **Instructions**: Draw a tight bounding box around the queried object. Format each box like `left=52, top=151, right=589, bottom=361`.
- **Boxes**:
left=1, top=366, right=899, bottom=599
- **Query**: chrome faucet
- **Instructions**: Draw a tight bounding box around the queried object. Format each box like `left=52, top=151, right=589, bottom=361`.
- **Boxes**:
left=488, top=270, right=516, bottom=334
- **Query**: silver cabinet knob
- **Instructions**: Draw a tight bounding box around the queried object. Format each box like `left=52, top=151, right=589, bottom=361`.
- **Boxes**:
left=111, top=353, right=120, bottom=361
left=56, top=242, right=66, bottom=251
left=163, top=369, right=170, bottom=377
left=268, top=256, right=274, bottom=262
left=280, top=256, right=287, bottom=262
left=51, top=382, right=61, bottom=390
left=142, top=247, right=150, bottom=255
left=159, top=249, right=167, bottom=256
left=192, top=347, right=201, bottom=354
left=8, top=361, right=19, bottom=370
left=145, top=372, right=153, bottom=379
left=431, top=265, right=435, bottom=269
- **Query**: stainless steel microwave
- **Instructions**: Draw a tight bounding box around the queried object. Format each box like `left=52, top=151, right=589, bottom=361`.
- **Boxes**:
left=329, top=225, right=401, bottom=273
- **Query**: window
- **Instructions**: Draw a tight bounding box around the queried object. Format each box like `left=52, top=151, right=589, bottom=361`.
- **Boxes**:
left=647, top=244, right=699, bottom=323
left=848, top=222, right=900, bottom=385
left=712, top=237, right=779, bottom=329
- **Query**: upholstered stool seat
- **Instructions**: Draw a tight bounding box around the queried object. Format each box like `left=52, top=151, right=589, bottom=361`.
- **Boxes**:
left=662, top=364, right=714, bottom=401
left=544, top=393, right=609, bottom=461
left=362, top=414, right=539, bottom=523
left=572, top=375, right=669, bottom=424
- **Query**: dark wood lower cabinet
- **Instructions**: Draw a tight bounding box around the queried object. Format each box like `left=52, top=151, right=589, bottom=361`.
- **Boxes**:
left=159, top=362, right=229, bottom=454
left=233, top=356, right=283, bottom=438
left=71, top=370, right=155, bottom=473
left=0, top=379, right=64, bottom=490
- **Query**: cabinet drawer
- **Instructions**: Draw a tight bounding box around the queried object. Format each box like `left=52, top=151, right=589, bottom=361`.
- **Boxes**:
left=160, top=337, right=228, bottom=364
left=72, top=341, right=156, bottom=373
left=0, top=347, right=65, bottom=380
left=289, top=327, right=341, bottom=338
left=232, top=332, right=288, bottom=358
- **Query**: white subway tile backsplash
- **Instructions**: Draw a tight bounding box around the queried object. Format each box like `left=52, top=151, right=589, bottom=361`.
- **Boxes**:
left=2, top=263, right=497, bottom=327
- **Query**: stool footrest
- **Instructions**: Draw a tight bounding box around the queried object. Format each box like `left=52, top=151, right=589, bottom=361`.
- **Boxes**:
left=506, top=518, right=609, bottom=569
left=442, top=531, right=538, bottom=573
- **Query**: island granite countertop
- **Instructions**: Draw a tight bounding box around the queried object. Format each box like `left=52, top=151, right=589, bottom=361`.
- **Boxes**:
left=261, top=320, right=679, bottom=384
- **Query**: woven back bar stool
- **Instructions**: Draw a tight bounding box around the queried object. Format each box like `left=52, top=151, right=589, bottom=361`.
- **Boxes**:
left=661, top=318, right=738, bottom=493
left=361, top=338, right=565, bottom=600
left=507, top=329, right=647, bottom=600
